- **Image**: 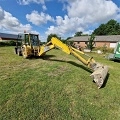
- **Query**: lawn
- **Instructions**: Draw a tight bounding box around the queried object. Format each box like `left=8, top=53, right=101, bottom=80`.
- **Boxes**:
left=0, top=46, right=120, bottom=120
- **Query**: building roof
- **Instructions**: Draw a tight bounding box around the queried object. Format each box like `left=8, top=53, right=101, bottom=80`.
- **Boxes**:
left=69, top=35, right=120, bottom=42
left=0, top=33, right=18, bottom=39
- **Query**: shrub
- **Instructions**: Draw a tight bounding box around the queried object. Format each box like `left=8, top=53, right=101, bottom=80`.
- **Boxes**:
left=0, top=42, right=7, bottom=46
left=0, top=40, right=16, bottom=46
left=93, top=47, right=114, bottom=53
left=9, top=41, right=16, bottom=46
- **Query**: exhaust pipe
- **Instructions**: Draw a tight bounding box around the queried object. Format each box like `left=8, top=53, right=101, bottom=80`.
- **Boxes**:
left=90, top=63, right=109, bottom=89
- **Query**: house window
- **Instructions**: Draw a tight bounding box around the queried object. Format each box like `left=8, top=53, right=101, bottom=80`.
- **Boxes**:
left=85, top=41, right=87, bottom=44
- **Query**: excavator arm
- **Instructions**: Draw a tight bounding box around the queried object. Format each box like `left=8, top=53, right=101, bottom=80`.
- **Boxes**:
left=39, top=37, right=108, bottom=88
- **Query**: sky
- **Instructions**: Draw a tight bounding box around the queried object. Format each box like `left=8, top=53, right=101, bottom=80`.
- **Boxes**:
left=0, top=0, right=120, bottom=41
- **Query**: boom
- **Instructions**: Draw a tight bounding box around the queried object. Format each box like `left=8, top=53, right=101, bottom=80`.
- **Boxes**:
left=39, top=37, right=108, bottom=88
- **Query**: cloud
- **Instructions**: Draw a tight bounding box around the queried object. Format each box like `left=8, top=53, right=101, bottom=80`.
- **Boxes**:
left=26, top=10, right=54, bottom=25
left=17, top=0, right=47, bottom=11
left=66, top=0, right=119, bottom=23
left=42, top=4, right=47, bottom=11
left=0, top=7, right=33, bottom=34
left=46, top=15, right=85, bottom=36
left=0, top=7, right=5, bottom=20
left=17, top=0, right=45, bottom=5
left=45, top=0, right=120, bottom=37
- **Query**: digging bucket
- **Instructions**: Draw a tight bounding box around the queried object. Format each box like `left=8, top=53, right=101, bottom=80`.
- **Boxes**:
left=90, top=63, right=109, bottom=89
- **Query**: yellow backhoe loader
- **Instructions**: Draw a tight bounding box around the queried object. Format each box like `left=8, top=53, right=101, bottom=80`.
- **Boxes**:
left=15, top=33, right=109, bottom=89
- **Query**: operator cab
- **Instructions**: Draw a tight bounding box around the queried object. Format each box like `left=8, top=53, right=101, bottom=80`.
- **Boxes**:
left=17, top=33, right=40, bottom=47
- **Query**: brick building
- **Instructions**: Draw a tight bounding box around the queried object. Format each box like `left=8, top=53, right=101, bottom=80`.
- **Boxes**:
left=69, top=35, right=120, bottom=48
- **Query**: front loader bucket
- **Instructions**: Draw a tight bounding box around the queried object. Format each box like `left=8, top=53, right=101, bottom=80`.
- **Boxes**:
left=90, top=64, right=108, bottom=89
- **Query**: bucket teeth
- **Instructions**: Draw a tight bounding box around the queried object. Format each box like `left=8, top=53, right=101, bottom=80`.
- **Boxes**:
left=90, top=64, right=108, bottom=88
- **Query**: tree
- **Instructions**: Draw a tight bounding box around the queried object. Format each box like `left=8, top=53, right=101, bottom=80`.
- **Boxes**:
left=74, top=31, right=83, bottom=37
left=47, top=34, right=60, bottom=42
left=66, top=37, right=72, bottom=40
left=64, top=37, right=73, bottom=46
left=93, top=24, right=106, bottom=35
left=85, top=35, right=95, bottom=50
left=93, top=19, right=120, bottom=35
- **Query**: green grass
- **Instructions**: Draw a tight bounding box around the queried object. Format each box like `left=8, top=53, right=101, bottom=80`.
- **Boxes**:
left=0, top=46, right=120, bottom=120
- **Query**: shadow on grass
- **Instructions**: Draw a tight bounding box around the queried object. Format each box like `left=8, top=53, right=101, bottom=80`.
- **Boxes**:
left=45, top=58, right=93, bottom=74
left=101, top=73, right=110, bottom=89
left=28, top=55, right=56, bottom=60
left=27, top=54, right=93, bottom=73
left=113, top=60, right=120, bottom=63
